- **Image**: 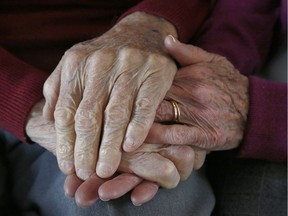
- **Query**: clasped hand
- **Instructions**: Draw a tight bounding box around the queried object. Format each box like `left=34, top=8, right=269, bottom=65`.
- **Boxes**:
left=42, top=12, right=178, bottom=180
left=26, top=99, right=205, bottom=206
left=26, top=33, right=249, bottom=206
left=148, top=37, right=249, bottom=152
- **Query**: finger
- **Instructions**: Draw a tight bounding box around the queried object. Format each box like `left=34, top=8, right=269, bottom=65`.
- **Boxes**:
left=130, top=181, right=159, bottom=206
left=54, top=53, right=85, bottom=175
left=155, top=99, right=186, bottom=123
left=96, top=49, right=143, bottom=178
left=64, top=173, right=83, bottom=198
left=155, top=100, right=175, bottom=122
left=74, top=51, right=113, bottom=180
left=74, top=173, right=106, bottom=208
left=120, top=153, right=180, bottom=189
left=123, top=62, right=176, bottom=152
left=158, top=145, right=195, bottom=180
left=164, top=35, right=215, bottom=66
left=98, top=173, right=143, bottom=201
left=145, top=123, right=208, bottom=148
left=43, top=61, right=62, bottom=121
left=193, top=149, right=207, bottom=170
left=25, top=99, right=57, bottom=154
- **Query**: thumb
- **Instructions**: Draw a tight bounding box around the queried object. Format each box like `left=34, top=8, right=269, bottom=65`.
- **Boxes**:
left=164, top=35, right=214, bottom=66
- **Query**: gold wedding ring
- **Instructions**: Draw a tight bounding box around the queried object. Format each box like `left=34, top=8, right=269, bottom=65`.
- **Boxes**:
left=169, top=100, right=181, bottom=122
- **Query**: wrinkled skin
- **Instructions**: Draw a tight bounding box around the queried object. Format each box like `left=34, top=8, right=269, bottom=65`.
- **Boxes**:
left=42, top=12, right=178, bottom=180
left=26, top=36, right=248, bottom=207
left=147, top=36, right=249, bottom=151
left=26, top=99, right=205, bottom=207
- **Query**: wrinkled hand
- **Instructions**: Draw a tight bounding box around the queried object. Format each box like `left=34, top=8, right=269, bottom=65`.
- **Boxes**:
left=42, top=12, right=178, bottom=180
left=64, top=139, right=205, bottom=207
left=146, top=36, right=249, bottom=151
left=26, top=99, right=205, bottom=206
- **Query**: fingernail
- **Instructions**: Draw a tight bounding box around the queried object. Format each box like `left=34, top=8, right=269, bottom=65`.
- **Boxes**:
left=132, top=202, right=142, bottom=206
left=76, top=199, right=96, bottom=209
left=59, top=161, right=74, bottom=173
left=64, top=191, right=73, bottom=198
left=77, top=169, right=92, bottom=180
left=168, top=34, right=177, bottom=43
left=97, top=164, right=113, bottom=178
left=99, top=197, right=110, bottom=202
left=123, top=137, right=136, bottom=152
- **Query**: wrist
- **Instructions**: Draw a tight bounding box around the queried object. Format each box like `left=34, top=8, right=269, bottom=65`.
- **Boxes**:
left=118, top=12, right=178, bottom=39
left=109, top=12, right=178, bottom=55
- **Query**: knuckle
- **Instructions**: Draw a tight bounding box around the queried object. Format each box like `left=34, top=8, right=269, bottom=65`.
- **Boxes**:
left=118, top=47, right=143, bottom=62
left=155, top=101, right=169, bottom=121
left=62, top=48, right=89, bottom=70
left=192, top=85, right=209, bottom=101
left=74, top=109, right=99, bottom=133
left=64, top=49, right=85, bottom=63
left=57, top=142, right=74, bottom=157
left=87, top=49, right=112, bottom=64
left=130, top=98, right=155, bottom=128
left=102, top=129, right=124, bottom=148
left=160, top=161, right=179, bottom=188
left=104, top=100, right=131, bottom=126
left=43, top=80, right=52, bottom=96
left=84, top=49, right=117, bottom=79
left=74, top=148, right=95, bottom=165
left=99, top=145, right=121, bottom=159
left=116, top=48, right=145, bottom=73
left=181, top=146, right=195, bottom=164
left=135, top=97, right=154, bottom=113
left=54, top=107, right=75, bottom=129
left=68, top=41, right=85, bottom=50
left=43, top=81, right=58, bottom=104
left=169, top=127, right=186, bottom=144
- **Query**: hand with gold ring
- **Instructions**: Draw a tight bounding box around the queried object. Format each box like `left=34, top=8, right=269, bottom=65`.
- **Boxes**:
left=146, top=35, right=249, bottom=152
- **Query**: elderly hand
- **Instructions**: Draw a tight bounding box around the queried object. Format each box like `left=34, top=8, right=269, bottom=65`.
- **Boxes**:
left=42, top=12, right=178, bottom=180
left=26, top=99, right=206, bottom=206
left=64, top=141, right=205, bottom=207
left=146, top=36, right=249, bottom=151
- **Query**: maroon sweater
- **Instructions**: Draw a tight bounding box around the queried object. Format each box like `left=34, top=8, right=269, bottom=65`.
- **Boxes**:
left=195, top=0, right=287, bottom=161
left=0, top=0, right=286, bottom=161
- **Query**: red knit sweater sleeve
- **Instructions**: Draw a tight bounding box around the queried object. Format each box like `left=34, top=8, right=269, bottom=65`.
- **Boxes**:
left=195, top=0, right=287, bottom=161
left=119, top=0, right=210, bottom=42
left=0, top=48, right=48, bottom=143
left=239, top=77, right=287, bottom=161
